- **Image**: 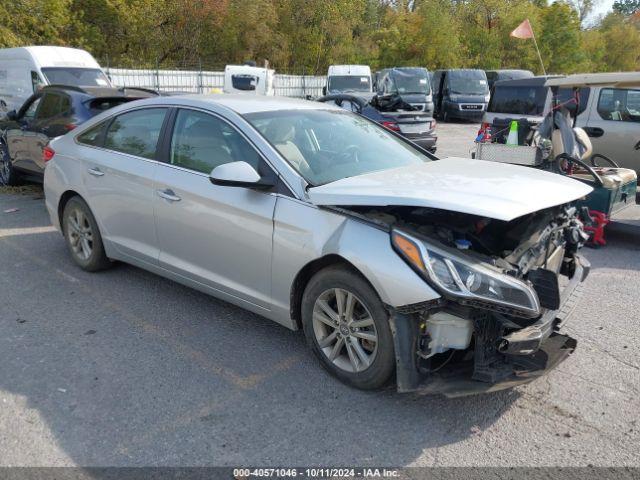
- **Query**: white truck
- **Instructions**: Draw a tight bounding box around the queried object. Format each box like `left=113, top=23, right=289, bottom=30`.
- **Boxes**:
left=223, top=64, right=275, bottom=96
left=325, top=65, right=373, bottom=99
left=0, top=46, right=112, bottom=113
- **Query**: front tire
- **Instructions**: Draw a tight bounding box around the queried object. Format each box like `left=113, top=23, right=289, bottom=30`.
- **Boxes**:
left=301, top=266, right=395, bottom=390
left=62, top=196, right=111, bottom=272
left=0, top=139, right=19, bottom=186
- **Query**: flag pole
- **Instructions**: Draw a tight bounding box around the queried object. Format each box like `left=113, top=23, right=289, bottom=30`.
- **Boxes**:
left=530, top=27, right=546, bottom=76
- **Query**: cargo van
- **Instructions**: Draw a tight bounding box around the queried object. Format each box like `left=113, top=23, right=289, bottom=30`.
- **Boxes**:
left=325, top=65, right=373, bottom=98
left=223, top=65, right=275, bottom=96
left=0, top=46, right=112, bottom=113
left=485, top=69, right=534, bottom=91
left=431, top=69, right=490, bottom=122
left=374, top=67, right=434, bottom=115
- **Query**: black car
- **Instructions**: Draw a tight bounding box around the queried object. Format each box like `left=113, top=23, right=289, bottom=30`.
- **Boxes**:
left=0, top=85, right=157, bottom=185
left=317, top=93, right=437, bottom=153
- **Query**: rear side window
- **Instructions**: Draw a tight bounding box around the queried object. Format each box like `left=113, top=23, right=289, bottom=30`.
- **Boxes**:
left=36, top=93, right=63, bottom=120
left=77, top=121, right=107, bottom=147
left=596, top=88, right=640, bottom=122
left=88, top=98, right=130, bottom=114
left=104, top=108, right=167, bottom=159
left=488, top=86, right=547, bottom=115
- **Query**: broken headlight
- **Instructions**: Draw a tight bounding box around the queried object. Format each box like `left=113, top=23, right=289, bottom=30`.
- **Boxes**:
left=391, top=229, right=541, bottom=318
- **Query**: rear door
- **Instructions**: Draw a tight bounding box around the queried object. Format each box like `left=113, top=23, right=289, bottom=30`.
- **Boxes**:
left=153, top=107, right=277, bottom=309
left=81, top=107, right=168, bottom=264
left=583, top=87, right=640, bottom=173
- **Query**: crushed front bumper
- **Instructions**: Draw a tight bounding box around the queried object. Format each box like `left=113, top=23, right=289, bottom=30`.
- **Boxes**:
left=389, top=254, right=589, bottom=397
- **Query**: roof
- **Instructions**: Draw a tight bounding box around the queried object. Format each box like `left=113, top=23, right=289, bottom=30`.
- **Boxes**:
left=42, top=85, right=157, bottom=99
left=328, top=65, right=371, bottom=76
left=494, top=75, right=563, bottom=88
left=546, top=72, right=640, bottom=88
left=139, top=94, right=341, bottom=115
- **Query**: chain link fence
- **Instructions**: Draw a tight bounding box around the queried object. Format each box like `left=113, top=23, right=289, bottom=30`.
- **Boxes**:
left=104, top=66, right=326, bottom=98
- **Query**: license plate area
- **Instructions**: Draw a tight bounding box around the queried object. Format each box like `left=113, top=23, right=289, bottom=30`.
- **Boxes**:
left=399, top=123, right=430, bottom=134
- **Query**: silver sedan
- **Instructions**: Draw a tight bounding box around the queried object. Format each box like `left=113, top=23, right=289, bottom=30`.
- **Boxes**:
left=44, top=95, right=591, bottom=395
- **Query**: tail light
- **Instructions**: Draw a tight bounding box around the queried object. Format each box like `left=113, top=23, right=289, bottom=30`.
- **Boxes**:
left=381, top=121, right=401, bottom=132
left=64, top=124, right=77, bottom=131
left=43, top=145, right=55, bottom=163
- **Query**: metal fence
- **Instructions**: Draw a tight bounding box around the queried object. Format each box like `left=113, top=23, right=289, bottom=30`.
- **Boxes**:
left=105, top=67, right=326, bottom=98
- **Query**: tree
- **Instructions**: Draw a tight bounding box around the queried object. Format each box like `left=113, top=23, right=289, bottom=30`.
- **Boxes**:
left=612, top=0, right=640, bottom=15
left=539, top=2, right=586, bottom=73
left=567, top=0, right=596, bottom=23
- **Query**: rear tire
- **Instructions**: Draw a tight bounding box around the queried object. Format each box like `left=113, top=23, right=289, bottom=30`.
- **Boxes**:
left=0, top=139, right=20, bottom=186
left=301, top=265, right=395, bottom=390
left=62, top=196, right=111, bottom=272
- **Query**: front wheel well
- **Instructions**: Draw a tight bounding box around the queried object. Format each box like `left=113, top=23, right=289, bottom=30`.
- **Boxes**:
left=290, top=254, right=379, bottom=330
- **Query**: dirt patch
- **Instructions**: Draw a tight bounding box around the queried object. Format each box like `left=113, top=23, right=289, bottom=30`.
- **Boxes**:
left=0, top=184, right=43, bottom=197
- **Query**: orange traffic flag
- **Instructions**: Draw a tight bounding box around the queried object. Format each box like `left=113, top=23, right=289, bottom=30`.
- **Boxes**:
left=510, top=19, right=534, bottom=39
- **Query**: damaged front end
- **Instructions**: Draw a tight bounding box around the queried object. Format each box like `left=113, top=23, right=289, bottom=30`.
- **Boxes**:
left=349, top=203, right=590, bottom=397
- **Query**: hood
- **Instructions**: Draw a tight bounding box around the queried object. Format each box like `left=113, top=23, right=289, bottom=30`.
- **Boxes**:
left=307, top=158, right=593, bottom=222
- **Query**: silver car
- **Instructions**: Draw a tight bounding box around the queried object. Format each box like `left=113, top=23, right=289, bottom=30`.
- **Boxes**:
left=44, top=95, right=593, bottom=396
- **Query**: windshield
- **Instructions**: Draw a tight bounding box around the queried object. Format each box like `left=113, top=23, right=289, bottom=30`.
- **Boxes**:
left=41, top=68, right=111, bottom=87
left=448, top=71, right=489, bottom=96
left=393, top=69, right=431, bottom=94
left=489, top=86, right=547, bottom=115
left=244, top=109, right=430, bottom=186
left=328, top=75, right=371, bottom=93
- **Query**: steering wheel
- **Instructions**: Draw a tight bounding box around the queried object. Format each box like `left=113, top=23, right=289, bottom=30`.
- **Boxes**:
left=340, top=145, right=360, bottom=164
left=590, top=153, right=619, bottom=168
left=556, top=153, right=604, bottom=187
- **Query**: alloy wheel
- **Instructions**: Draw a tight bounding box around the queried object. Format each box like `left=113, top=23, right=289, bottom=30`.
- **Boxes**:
left=67, top=208, right=94, bottom=261
left=312, top=288, right=378, bottom=373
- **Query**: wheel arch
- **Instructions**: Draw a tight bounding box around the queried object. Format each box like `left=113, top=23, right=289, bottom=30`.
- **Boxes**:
left=290, top=254, right=381, bottom=330
left=57, top=190, right=84, bottom=228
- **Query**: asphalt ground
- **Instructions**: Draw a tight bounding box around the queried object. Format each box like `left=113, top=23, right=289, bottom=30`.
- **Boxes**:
left=0, top=122, right=639, bottom=468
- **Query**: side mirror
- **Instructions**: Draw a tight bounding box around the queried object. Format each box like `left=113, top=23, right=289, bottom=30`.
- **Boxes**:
left=6, top=110, right=17, bottom=120
left=209, top=161, right=274, bottom=189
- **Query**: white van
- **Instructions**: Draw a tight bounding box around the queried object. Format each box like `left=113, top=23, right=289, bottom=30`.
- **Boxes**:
left=325, top=65, right=373, bottom=98
left=223, top=65, right=275, bottom=96
left=0, top=46, right=112, bottom=113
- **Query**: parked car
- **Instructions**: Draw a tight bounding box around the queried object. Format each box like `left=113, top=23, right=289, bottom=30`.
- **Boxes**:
left=223, top=64, right=275, bottom=96
left=44, top=95, right=592, bottom=396
left=324, top=65, right=373, bottom=98
left=0, top=85, right=156, bottom=185
left=485, top=69, right=534, bottom=91
left=479, top=72, right=640, bottom=175
left=431, top=69, right=490, bottom=122
left=478, top=76, right=570, bottom=139
left=317, top=93, right=437, bottom=152
left=0, top=46, right=112, bottom=114
left=374, top=67, right=434, bottom=115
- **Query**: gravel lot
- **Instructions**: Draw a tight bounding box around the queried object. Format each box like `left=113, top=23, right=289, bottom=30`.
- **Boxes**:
left=1, top=122, right=639, bottom=468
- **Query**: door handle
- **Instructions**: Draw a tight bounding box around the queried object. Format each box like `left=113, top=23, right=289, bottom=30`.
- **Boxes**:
left=157, top=189, right=181, bottom=202
left=87, top=167, right=104, bottom=177
left=583, top=127, right=604, bottom=138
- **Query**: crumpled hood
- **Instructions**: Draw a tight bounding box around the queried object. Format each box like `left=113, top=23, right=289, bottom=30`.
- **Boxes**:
left=307, top=158, right=593, bottom=222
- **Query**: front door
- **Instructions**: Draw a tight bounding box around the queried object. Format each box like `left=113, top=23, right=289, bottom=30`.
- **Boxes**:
left=5, top=94, right=41, bottom=173
left=154, top=108, right=276, bottom=309
left=584, top=87, right=640, bottom=174
left=81, top=107, right=168, bottom=264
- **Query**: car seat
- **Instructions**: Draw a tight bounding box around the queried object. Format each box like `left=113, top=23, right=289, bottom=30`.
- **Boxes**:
left=264, top=120, right=313, bottom=176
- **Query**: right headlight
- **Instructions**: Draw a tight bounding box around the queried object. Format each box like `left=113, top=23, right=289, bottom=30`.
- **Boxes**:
left=391, top=229, right=541, bottom=318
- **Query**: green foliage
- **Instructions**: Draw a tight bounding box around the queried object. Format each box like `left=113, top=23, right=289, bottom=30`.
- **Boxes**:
left=612, top=0, right=640, bottom=15
left=0, top=0, right=637, bottom=73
